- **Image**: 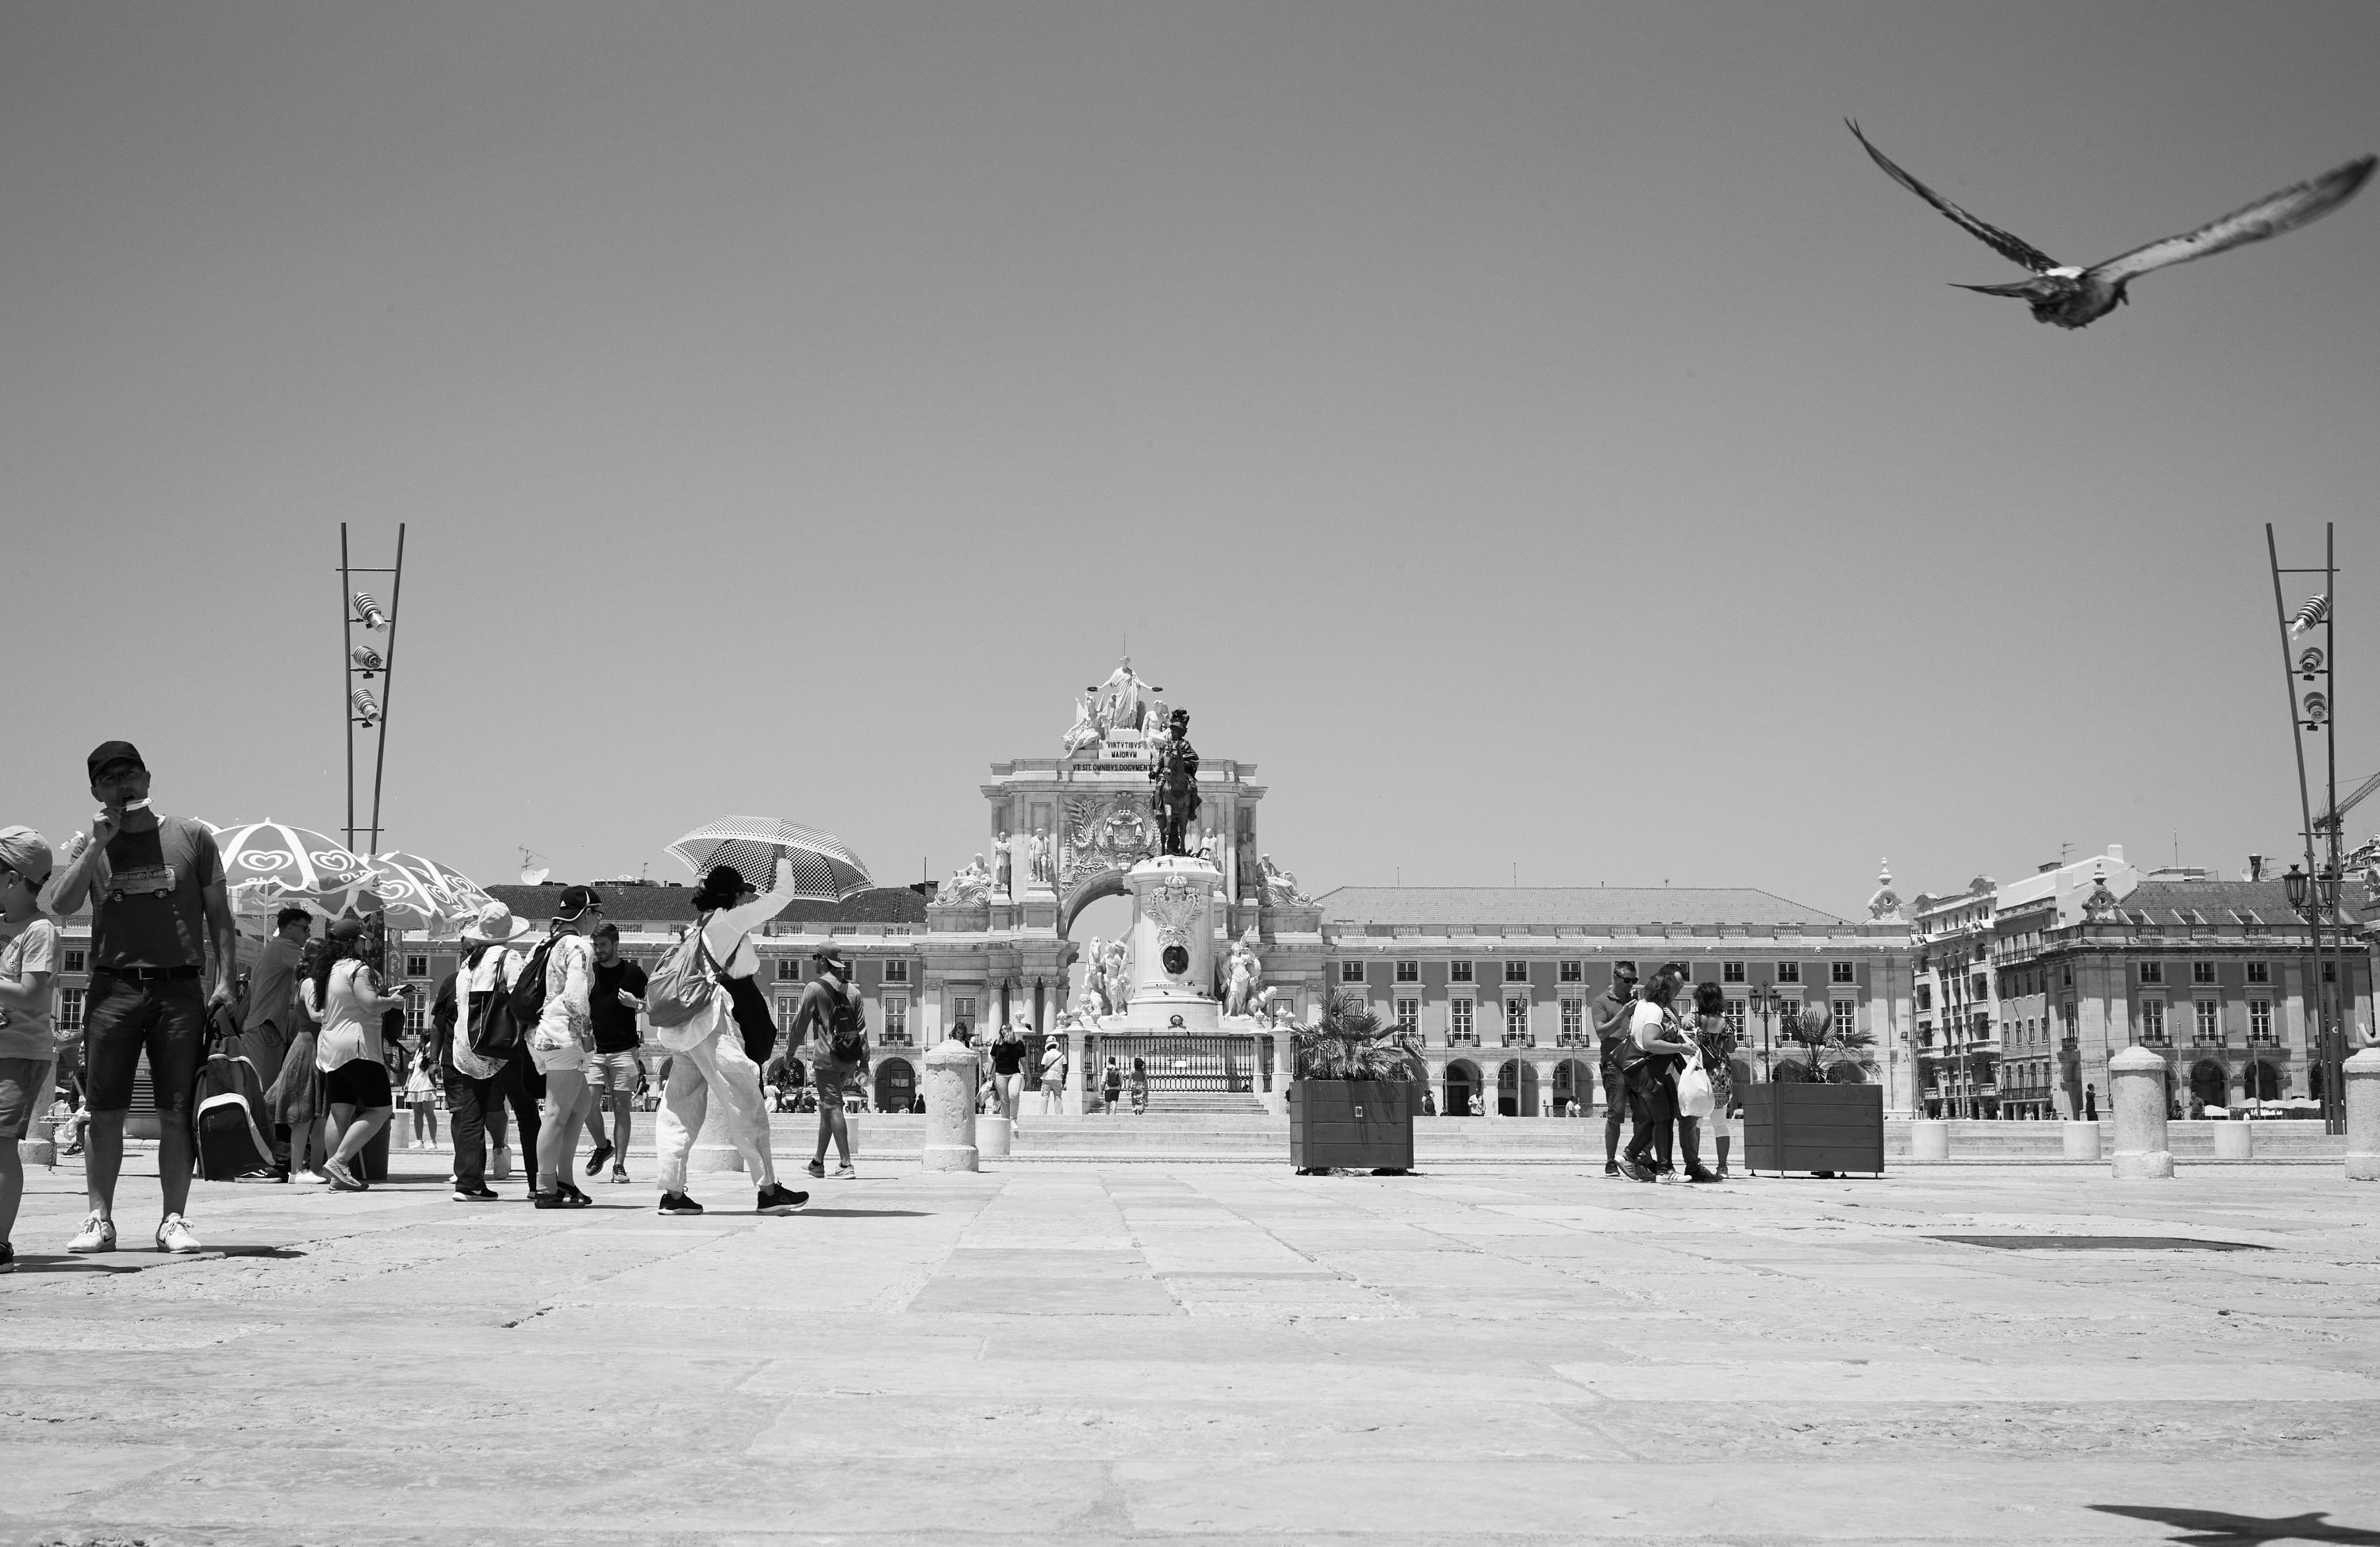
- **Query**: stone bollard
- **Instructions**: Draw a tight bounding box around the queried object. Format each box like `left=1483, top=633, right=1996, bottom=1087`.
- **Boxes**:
left=2108, top=1046, right=2175, bottom=1179
left=2061, top=1121, right=2101, bottom=1161
left=922, top=1038, right=980, bottom=1173
left=2345, top=1046, right=2380, bottom=1182
left=18, top=1138, right=56, bottom=1169
left=1910, top=1119, right=1950, bottom=1161
left=2211, top=1121, right=2252, bottom=1161
left=978, top=1115, right=1013, bottom=1159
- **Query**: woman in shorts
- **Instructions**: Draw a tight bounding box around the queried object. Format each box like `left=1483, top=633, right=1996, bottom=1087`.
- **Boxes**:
left=402, top=1049, right=440, bottom=1150
left=1690, top=981, right=1740, bottom=1179
left=313, top=919, right=413, bottom=1192
left=0, top=826, right=62, bottom=1273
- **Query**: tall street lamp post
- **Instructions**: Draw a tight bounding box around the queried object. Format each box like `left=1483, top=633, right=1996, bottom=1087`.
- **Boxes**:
left=1749, top=982, right=1779, bottom=1082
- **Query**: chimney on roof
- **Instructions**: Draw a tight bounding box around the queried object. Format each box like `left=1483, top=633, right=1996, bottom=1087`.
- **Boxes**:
left=2038, top=862, right=2058, bottom=873
left=2106, top=844, right=2124, bottom=863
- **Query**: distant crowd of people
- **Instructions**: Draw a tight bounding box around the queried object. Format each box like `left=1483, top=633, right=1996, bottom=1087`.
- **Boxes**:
left=0, top=741, right=919, bottom=1269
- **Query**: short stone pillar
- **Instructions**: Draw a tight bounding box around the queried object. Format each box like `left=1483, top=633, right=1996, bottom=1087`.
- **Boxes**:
left=2211, top=1121, right=2252, bottom=1160
left=2061, top=1121, right=2101, bottom=1161
left=2109, top=1046, right=2175, bottom=1179
left=1910, top=1119, right=1949, bottom=1161
left=978, top=1115, right=1012, bottom=1159
left=922, top=1037, right=980, bottom=1173
left=2344, top=1046, right=2380, bottom=1181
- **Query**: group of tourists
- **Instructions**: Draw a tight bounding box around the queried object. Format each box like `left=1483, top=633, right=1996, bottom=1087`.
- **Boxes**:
left=0, top=742, right=900, bottom=1269
left=1596, top=958, right=1740, bottom=1184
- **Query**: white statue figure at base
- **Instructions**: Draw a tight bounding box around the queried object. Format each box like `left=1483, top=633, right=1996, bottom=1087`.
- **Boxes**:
left=1223, top=927, right=1263, bottom=1018
left=941, top=853, right=993, bottom=904
left=1102, top=938, right=1130, bottom=1013
left=1259, top=853, right=1312, bottom=907
left=1027, top=828, right=1053, bottom=887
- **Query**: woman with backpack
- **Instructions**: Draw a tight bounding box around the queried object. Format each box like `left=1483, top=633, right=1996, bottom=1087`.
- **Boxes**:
left=1615, top=968, right=1696, bottom=1184
left=438, top=903, right=539, bottom=1202
left=651, top=860, right=808, bottom=1216
left=789, top=946, right=868, bottom=1180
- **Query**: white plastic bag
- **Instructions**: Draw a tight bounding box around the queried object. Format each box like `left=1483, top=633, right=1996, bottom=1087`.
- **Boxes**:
left=1675, top=1052, right=1716, bottom=1119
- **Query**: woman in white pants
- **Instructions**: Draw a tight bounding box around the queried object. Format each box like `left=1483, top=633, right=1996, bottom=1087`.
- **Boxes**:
left=653, top=856, right=808, bottom=1217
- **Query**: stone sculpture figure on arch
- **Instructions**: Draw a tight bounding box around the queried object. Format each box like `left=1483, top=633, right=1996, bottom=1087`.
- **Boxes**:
left=1223, top=927, right=1264, bottom=1018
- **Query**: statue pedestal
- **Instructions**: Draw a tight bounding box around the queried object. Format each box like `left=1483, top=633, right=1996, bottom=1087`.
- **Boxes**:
left=1117, top=856, right=1224, bottom=1035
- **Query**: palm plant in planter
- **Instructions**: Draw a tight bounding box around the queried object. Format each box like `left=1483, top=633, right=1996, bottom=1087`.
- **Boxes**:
left=1288, top=993, right=1422, bottom=1174
left=1744, top=1002, right=1886, bottom=1176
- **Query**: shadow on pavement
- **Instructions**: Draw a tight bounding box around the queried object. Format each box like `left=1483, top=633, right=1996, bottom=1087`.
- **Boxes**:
left=799, top=1209, right=932, bottom=1219
left=2090, top=1505, right=2380, bottom=1544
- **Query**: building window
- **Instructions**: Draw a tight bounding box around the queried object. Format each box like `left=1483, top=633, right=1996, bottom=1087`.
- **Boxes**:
left=2324, top=962, right=2336, bottom=983
left=2140, top=999, right=2167, bottom=1044
left=2062, top=963, right=2073, bottom=987
left=2061, top=1000, right=2075, bottom=1033
left=1969, top=973, right=1989, bottom=1000
left=2249, top=1000, right=2273, bottom=1042
left=58, top=988, right=85, bottom=1030
left=1724, top=997, right=1746, bottom=1037
left=1504, top=997, right=1530, bottom=1042
left=1723, top=962, right=1745, bottom=984
left=883, top=959, right=910, bottom=984
left=1503, top=959, right=1529, bottom=983
left=405, top=954, right=429, bottom=978
left=776, top=958, right=800, bottom=981
left=64, top=949, right=86, bottom=975
left=2139, top=962, right=2163, bottom=985
left=1775, top=962, right=1801, bottom=984
left=1560, top=999, right=1583, bottom=1042
left=1449, top=997, right=1475, bottom=1043
left=1340, top=960, right=1366, bottom=984
left=2194, top=1000, right=2221, bottom=1044
left=883, top=996, right=909, bottom=1044
left=1831, top=962, right=1855, bottom=984
left=2192, top=962, right=2217, bottom=985
left=1449, top=961, right=1473, bottom=983
left=1558, top=961, right=1582, bottom=983
left=404, top=995, right=428, bottom=1036
left=776, top=994, right=798, bottom=1027
left=1832, top=1000, right=1856, bottom=1035
left=2246, top=962, right=2269, bottom=984
left=1395, top=997, right=1418, bottom=1035
left=951, top=995, right=977, bottom=1034
left=1916, top=983, right=1933, bottom=1011
left=1395, top=960, right=1418, bottom=983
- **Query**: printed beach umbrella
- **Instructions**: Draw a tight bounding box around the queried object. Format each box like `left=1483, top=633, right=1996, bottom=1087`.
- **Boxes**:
left=666, top=816, right=873, bottom=903
left=212, top=820, right=373, bottom=911
left=370, top=850, right=495, bottom=923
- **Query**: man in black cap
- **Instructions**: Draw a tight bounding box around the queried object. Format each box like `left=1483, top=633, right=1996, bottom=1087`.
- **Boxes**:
left=42, top=741, right=237, bottom=1253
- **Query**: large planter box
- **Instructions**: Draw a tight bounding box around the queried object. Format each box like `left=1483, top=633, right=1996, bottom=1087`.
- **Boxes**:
left=1742, top=1083, right=1884, bottom=1177
left=1288, top=1081, right=1416, bottom=1173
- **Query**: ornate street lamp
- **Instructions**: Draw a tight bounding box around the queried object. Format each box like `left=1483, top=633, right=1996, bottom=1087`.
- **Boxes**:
left=2284, top=863, right=2309, bottom=914
left=1749, top=982, right=1779, bottom=1081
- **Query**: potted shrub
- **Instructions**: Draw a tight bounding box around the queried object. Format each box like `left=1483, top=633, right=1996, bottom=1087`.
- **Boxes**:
left=1288, top=993, right=1421, bottom=1174
left=1743, top=1002, right=1885, bottom=1177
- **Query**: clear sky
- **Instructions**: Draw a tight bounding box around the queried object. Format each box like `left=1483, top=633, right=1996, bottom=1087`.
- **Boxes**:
left=3, top=0, right=2374, bottom=917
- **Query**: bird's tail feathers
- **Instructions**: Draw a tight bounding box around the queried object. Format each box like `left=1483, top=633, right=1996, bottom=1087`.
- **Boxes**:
left=1952, top=280, right=2037, bottom=297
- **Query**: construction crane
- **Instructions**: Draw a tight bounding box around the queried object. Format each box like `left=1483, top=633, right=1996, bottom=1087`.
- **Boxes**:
left=2314, top=770, right=2380, bottom=835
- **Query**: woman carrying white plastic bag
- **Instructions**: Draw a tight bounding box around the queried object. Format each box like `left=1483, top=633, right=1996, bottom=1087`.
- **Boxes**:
left=649, top=854, right=808, bottom=1217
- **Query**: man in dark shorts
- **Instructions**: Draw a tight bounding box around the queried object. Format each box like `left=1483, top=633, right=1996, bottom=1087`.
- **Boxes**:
left=789, top=949, right=865, bottom=1180
left=41, top=742, right=238, bottom=1254
left=581, top=922, right=647, bottom=1184
left=1593, top=961, right=1640, bottom=1177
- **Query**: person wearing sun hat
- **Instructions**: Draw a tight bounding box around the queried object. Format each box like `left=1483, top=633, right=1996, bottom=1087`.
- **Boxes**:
left=523, top=885, right=607, bottom=1209
left=437, top=901, right=539, bottom=1202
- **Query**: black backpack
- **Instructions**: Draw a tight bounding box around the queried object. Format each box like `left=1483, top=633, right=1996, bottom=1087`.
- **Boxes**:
left=826, top=988, right=867, bottom=1064
left=467, top=949, right=526, bottom=1061
left=505, top=935, right=560, bottom=1031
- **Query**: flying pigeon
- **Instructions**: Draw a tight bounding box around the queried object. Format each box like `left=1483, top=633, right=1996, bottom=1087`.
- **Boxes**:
left=1847, top=120, right=2374, bottom=328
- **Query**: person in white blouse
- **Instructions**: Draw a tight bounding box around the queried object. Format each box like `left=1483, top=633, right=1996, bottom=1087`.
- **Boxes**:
left=651, top=858, right=808, bottom=1216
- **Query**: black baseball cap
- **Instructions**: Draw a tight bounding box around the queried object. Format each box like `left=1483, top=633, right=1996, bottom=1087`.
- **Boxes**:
left=555, top=885, right=605, bottom=920
left=812, top=946, right=851, bottom=974
left=87, top=740, right=145, bottom=780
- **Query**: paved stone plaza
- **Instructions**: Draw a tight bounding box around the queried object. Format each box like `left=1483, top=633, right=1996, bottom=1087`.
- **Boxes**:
left=4, top=1154, right=2378, bottom=1546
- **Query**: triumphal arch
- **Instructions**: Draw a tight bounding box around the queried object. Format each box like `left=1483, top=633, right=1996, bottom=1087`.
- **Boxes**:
left=914, top=660, right=1326, bottom=1111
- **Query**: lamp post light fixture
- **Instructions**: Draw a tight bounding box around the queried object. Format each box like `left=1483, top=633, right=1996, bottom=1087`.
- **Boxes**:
left=1749, top=982, right=1780, bottom=1081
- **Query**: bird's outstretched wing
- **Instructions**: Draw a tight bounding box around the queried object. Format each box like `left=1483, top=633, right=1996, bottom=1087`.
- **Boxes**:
left=2086, top=154, right=2376, bottom=286
left=1847, top=118, right=2060, bottom=273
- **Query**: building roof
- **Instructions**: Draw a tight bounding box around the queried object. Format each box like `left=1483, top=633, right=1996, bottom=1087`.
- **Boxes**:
left=1315, top=886, right=1854, bottom=930
left=2112, top=878, right=2369, bottom=927
left=483, top=882, right=926, bottom=928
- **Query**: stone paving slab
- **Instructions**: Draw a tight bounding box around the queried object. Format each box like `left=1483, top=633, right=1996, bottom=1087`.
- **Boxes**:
left=4, top=1154, right=2379, bottom=1545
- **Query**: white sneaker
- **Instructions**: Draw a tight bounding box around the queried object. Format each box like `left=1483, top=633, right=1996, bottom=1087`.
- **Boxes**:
left=67, top=1212, right=117, bottom=1253
left=832, top=1163, right=857, bottom=1180
left=156, top=1215, right=202, bottom=1253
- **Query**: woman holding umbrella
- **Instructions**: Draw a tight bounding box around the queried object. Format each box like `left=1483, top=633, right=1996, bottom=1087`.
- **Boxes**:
left=652, top=854, right=808, bottom=1216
